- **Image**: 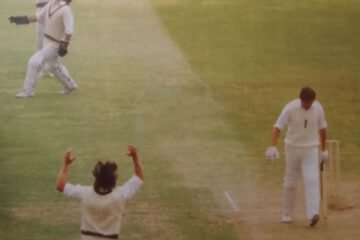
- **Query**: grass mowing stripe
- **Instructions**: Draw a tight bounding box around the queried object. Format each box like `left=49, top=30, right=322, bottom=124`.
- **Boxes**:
left=150, top=0, right=360, bottom=177
left=113, top=1, right=240, bottom=238
left=151, top=0, right=360, bottom=239
left=1, top=0, right=239, bottom=239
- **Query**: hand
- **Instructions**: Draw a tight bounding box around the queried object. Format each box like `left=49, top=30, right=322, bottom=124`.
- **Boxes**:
left=9, top=16, right=15, bottom=23
left=64, top=148, right=76, bottom=165
left=58, top=41, right=69, bottom=57
left=126, top=145, right=137, bottom=158
left=266, top=146, right=279, bottom=161
left=321, top=150, right=329, bottom=162
left=9, top=16, right=29, bottom=25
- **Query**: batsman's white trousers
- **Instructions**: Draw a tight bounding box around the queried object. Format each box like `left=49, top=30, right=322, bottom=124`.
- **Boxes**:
left=283, top=145, right=320, bottom=219
left=22, top=38, right=77, bottom=94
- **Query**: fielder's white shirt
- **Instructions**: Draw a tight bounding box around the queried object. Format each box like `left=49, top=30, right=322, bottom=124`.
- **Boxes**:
left=64, top=175, right=143, bottom=236
left=36, top=0, right=74, bottom=42
left=36, top=0, right=51, bottom=5
left=274, top=99, right=327, bottom=147
left=36, top=0, right=51, bottom=13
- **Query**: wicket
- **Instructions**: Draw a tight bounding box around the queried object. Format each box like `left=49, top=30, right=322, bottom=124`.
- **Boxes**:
left=326, top=139, right=340, bottom=192
left=320, top=139, right=340, bottom=219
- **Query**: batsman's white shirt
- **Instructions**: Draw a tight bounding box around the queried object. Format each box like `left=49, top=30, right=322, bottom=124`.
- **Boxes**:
left=64, top=175, right=143, bottom=238
left=274, top=99, right=327, bottom=147
left=275, top=99, right=327, bottom=219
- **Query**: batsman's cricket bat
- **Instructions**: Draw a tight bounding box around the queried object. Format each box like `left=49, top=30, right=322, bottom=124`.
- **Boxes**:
left=320, top=160, right=328, bottom=219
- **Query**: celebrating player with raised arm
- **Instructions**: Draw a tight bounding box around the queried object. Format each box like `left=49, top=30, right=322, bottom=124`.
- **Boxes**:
left=56, top=145, right=144, bottom=240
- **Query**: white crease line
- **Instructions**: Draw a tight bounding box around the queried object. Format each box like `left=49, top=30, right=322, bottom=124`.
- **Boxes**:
left=224, top=191, right=239, bottom=213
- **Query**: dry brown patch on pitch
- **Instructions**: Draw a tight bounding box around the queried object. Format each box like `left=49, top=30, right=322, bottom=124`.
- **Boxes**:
left=230, top=179, right=360, bottom=240
left=327, top=181, right=360, bottom=212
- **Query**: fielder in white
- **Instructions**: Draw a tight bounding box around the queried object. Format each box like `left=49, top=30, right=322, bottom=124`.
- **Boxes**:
left=56, top=145, right=144, bottom=240
left=266, top=86, right=328, bottom=227
left=9, top=0, right=77, bottom=98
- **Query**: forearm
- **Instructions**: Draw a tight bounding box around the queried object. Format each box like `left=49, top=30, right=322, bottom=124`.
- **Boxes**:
left=63, top=34, right=72, bottom=43
left=56, top=162, right=69, bottom=192
left=319, top=129, right=327, bottom=151
left=132, top=156, right=144, bottom=181
left=271, top=128, right=281, bottom=146
left=28, top=15, right=37, bottom=23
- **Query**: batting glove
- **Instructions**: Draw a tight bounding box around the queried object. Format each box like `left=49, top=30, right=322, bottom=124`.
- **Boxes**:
left=9, top=16, right=29, bottom=25
left=266, top=146, right=279, bottom=161
left=321, top=150, right=329, bottom=162
left=58, top=41, right=69, bottom=57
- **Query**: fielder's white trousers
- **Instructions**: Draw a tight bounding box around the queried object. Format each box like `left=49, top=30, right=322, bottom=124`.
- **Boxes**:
left=36, top=9, right=45, bottom=51
left=36, top=7, right=53, bottom=75
left=22, top=39, right=77, bottom=94
left=283, top=145, right=320, bottom=220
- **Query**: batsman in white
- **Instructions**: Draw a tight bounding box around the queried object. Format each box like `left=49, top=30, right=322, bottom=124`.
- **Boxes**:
left=266, top=86, right=328, bottom=227
left=56, top=145, right=144, bottom=240
left=9, top=0, right=78, bottom=98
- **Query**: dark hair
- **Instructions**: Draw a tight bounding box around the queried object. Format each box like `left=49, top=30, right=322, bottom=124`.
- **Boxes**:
left=299, top=87, right=316, bottom=101
left=92, top=161, right=118, bottom=195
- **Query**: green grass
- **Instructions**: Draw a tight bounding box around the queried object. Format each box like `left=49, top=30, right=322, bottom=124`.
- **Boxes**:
left=1, top=0, right=360, bottom=239
left=151, top=0, right=360, bottom=178
left=1, top=1, right=239, bottom=239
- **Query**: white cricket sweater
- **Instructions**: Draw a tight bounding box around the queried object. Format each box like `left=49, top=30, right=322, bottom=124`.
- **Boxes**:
left=64, top=175, right=143, bottom=237
left=274, top=99, right=327, bottom=147
left=36, top=0, right=74, bottom=43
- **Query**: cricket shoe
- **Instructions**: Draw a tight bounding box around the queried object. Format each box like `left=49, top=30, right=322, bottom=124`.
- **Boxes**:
left=16, top=91, right=35, bottom=98
left=281, top=214, right=292, bottom=224
left=60, top=84, right=78, bottom=95
left=309, top=214, right=319, bottom=227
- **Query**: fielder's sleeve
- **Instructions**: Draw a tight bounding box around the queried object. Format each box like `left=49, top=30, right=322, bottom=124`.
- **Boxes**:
left=316, top=102, right=328, bottom=129
left=115, top=175, right=143, bottom=201
left=62, top=7, right=74, bottom=35
left=35, top=6, right=46, bottom=24
left=63, top=183, right=87, bottom=199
